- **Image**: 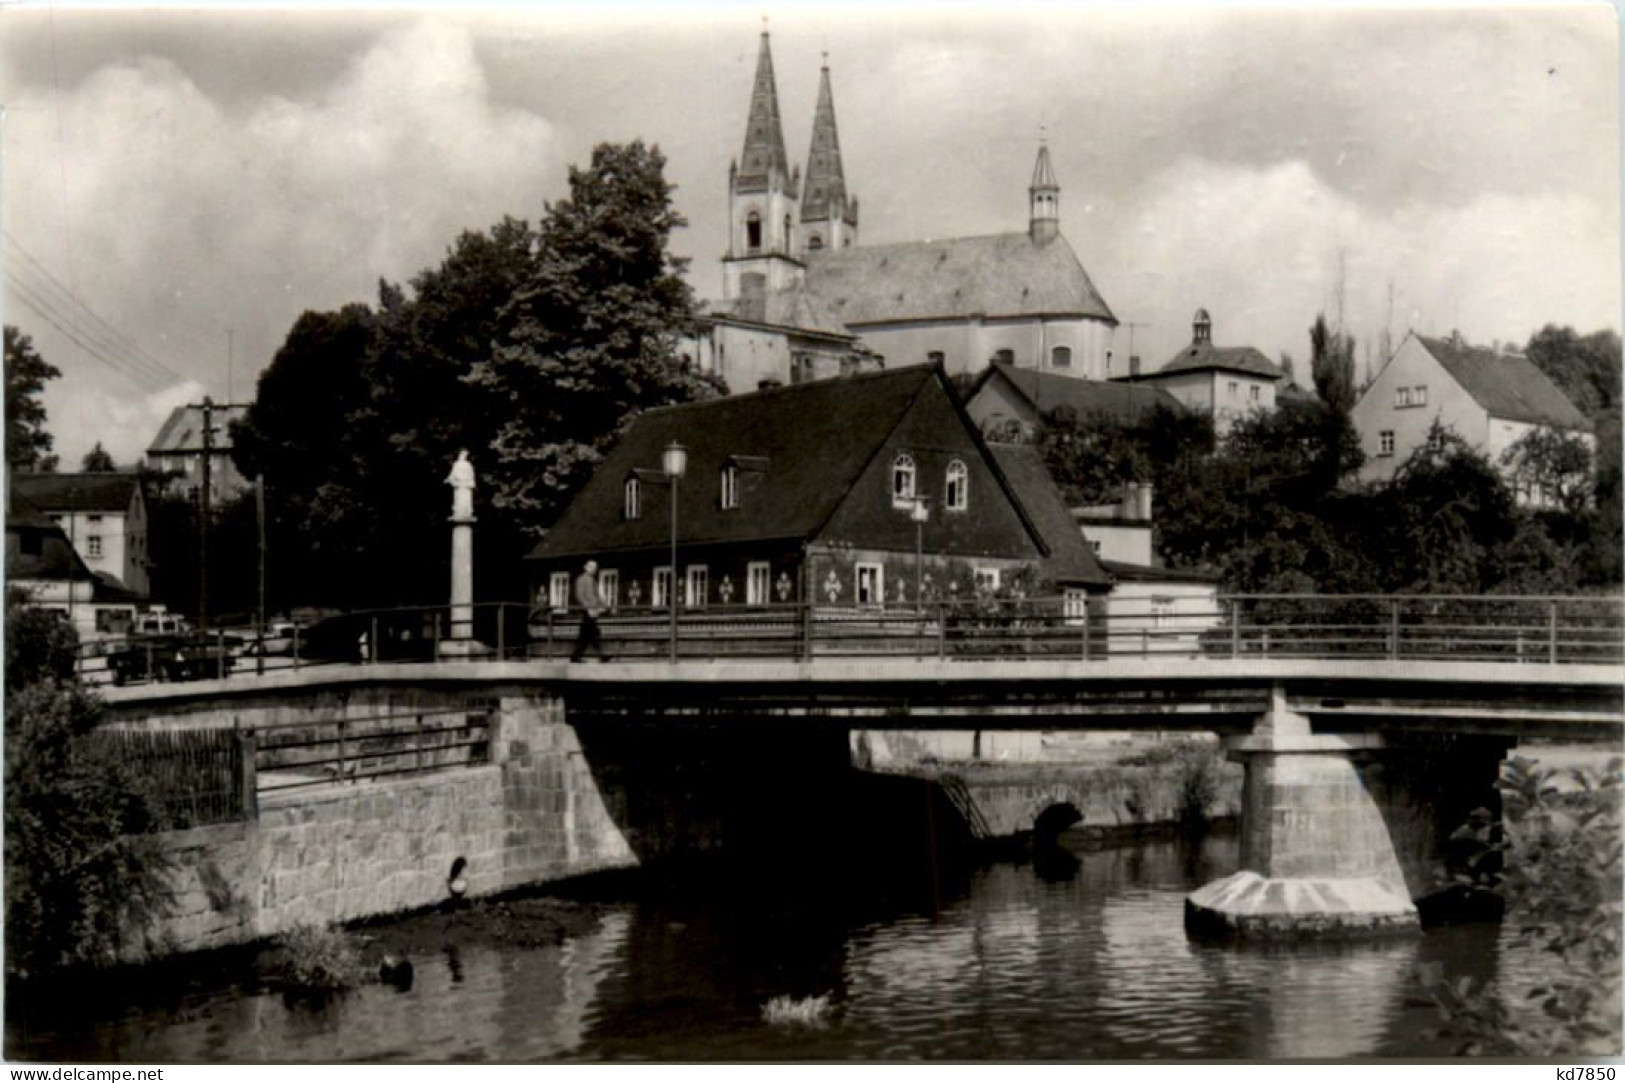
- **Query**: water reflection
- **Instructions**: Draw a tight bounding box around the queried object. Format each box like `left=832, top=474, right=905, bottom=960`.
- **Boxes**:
left=8, top=831, right=1554, bottom=1062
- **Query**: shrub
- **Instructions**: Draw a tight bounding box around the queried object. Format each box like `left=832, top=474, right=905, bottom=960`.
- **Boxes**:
left=278, top=923, right=365, bottom=993
left=762, top=993, right=833, bottom=1028
left=1420, top=755, right=1622, bottom=1056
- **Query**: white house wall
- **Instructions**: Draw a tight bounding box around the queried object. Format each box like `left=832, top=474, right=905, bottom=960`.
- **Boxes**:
left=1352, top=336, right=1489, bottom=484
left=849, top=316, right=1114, bottom=379
left=1104, top=580, right=1221, bottom=656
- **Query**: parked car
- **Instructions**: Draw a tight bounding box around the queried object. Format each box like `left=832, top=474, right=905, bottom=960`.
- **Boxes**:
left=107, top=634, right=238, bottom=685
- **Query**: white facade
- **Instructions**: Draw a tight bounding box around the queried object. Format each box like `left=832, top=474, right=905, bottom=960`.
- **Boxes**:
left=1102, top=580, right=1222, bottom=657
left=848, top=315, right=1114, bottom=380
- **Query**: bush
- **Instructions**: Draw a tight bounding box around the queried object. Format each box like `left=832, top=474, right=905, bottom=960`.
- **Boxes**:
left=762, top=993, right=833, bottom=1027
left=277, top=923, right=365, bottom=993
left=1420, top=755, right=1622, bottom=1056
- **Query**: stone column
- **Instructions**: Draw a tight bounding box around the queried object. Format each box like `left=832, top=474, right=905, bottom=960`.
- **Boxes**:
left=439, top=451, right=486, bottom=658
left=1185, top=687, right=1419, bottom=939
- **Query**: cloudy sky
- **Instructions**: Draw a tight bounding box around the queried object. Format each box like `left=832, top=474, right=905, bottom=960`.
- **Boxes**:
left=3, top=2, right=1618, bottom=466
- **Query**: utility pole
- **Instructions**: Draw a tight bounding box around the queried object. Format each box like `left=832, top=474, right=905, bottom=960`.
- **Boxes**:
left=256, top=475, right=267, bottom=636
left=198, top=397, right=214, bottom=631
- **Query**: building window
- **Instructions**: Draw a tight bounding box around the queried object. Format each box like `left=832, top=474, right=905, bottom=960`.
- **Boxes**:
left=945, top=459, right=968, bottom=511
left=1228, top=380, right=1240, bottom=398
left=1249, top=385, right=1260, bottom=402
left=973, top=567, right=1001, bottom=593
left=807, top=234, right=824, bottom=251
left=783, top=215, right=792, bottom=250
left=87, top=514, right=103, bottom=524
left=927, top=351, right=945, bottom=366
left=1414, top=385, right=1428, bottom=406
left=1089, top=539, right=1102, bottom=555
left=624, top=477, right=641, bottom=520
left=892, top=452, right=916, bottom=506
left=1396, top=385, right=1429, bottom=409
left=1379, top=430, right=1395, bottom=457
left=653, top=566, right=674, bottom=609
left=685, top=565, right=709, bottom=609
left=549, top=571, right=570, bottom=612
left=747, top=562, right=771, bottom=606
left=746, top=212, right=762, bottom=251
left=1150, top=596, right=1174, bottom=629
left=994, top=348, right=1014, bottom=365
left=1063, top=588, right=1089, bottom=627
left=720, top=465, right=739, bottom=510
left=598, top=569, right=619, bottom=610
left=856, top=562, right=884, bottom=607
left=87, top=535, right=103, bottom=558
left=1051, top=346, right=1072, bottom=369
left=47, top=514, right=62, bottom=525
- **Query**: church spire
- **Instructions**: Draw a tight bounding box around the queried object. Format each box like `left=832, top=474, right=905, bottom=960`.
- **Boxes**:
left=799, top=53, right=859, bottom=252
left=736, top=28, right=792, bottom=191
left=1029, top=138, right=1060, bottom=245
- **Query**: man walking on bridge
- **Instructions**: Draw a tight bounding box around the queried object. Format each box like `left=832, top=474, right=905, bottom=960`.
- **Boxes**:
left=571, top=560, right=608, bottom=663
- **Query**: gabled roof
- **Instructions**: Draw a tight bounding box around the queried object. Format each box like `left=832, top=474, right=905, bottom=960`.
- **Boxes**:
left=1145, top=340, right=1284, bottom=381
left=702, top=282, right=853, bottom=340
left=147, top=404, right=248, bottom=453
left=530, top=366, right=945, bottom=560
left=988, top=445, right=1110, bottom=588
left=803, top=232, right=1117, bottom=326
left=1415, top=334, right=1593, bottom=432
left=6, top=485, right=93, bottom=581
left=974, top=361, right=1183, bottom=424
left=12, top=472, right=140, bottom=513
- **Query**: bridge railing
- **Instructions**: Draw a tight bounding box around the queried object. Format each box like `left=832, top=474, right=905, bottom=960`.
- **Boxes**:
left=77, top=593, right=1623, bottom=687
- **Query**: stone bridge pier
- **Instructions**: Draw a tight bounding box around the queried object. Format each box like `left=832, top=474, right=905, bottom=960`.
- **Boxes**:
left=1186, top=687, right=1510, bottom=939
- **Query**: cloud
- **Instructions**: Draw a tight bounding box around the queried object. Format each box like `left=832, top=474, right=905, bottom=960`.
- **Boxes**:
left=1096, top=157, right=1619, bottom=376
left=9, top=18, right=559, bottom=466
left=45, top=380, right=206, bottom=470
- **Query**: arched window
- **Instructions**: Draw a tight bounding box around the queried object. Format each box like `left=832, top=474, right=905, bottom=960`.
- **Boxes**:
left=1051, top=346, right=1072, bottom=369
left=945, top=460, right=968, bottom=511
left=624, top=477, right=641, bottom=520
left=806, top=234, right=824, bottom=251
left=784, top=215, right=792, bottom=250
left=746, top=212, right=762, bottom=252
left=720, top=465, right=739, bottom=510
left=892, top=453, right=916, bottom=505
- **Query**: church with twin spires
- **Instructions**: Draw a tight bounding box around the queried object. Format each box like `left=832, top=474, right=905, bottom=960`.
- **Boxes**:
left=686, top=29, right=1120, bottom=394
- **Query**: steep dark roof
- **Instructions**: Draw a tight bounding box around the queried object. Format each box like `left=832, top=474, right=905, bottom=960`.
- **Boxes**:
left=988, top=445, right=1110, bottom=588
left=530, top=366, right=943, bottom=560
left=976, top=362, right=1183, bottom=423
left=6, top=488, right=55, bottom=530
left=7, top=485, right=93, bottom=581
left=1150, top=340, right=1283, bottom=381
left=803, top=232, right=1116, bottom=326
left=1416, top=334, right=1594, bottom=432
left=13, top=472, right=139, bottom=513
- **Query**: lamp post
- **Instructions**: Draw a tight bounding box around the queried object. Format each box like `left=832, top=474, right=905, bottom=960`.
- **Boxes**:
left=662, top=441, right=688, bottom=663
left=911, top=496, right=930, bottom=607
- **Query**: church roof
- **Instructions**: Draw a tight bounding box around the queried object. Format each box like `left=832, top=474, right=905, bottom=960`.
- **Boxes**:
left=1149, top=340, right=1284, bottom=381
left=148, top=403, right=248, bottom=453
left=975, top=362, right=1184, bottom=423
left=801, top=61, right=854, bottom=225
left=1415, top=333, right=1593, bottom=432
left=803, top=232, right=1117, bottom=326
left=1031, top=143, right=1058, bottom=190
left=735, top=31, right=792, bottom=192
left=702, top=283, right=853, bottom=340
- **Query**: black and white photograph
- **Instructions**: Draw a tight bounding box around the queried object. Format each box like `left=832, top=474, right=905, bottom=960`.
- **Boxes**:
left=2, top=0, right=1621, bottom=1065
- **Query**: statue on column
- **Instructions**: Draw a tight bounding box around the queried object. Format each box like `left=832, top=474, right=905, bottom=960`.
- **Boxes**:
left=446, top=449, right=476, bottom=519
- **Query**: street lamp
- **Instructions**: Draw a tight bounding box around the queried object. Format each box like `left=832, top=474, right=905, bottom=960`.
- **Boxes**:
left=662, top=441, right=688, bottom=662
left=911, top=496, right=930, bottom=607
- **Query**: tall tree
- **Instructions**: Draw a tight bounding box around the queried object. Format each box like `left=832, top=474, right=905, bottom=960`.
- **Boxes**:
left=467, top=141, right=723, bottom=540
left=81, top=442, right=116, bottom=472
left=1309, top=313, right=1357, bottom=414
left=6, top=325, right=61, bottom=473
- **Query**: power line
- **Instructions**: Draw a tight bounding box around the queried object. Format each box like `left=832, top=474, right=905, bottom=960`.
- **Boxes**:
left=5, top=272, right=177, bottom=393
left=5, top=231, right=188, bottom=385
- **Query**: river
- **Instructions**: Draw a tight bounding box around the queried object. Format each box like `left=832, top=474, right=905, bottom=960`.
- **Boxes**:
left=7, top=826, right=1567, bottom=1063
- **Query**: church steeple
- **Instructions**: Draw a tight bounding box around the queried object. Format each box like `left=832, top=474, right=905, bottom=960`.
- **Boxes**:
left=799, top=54, right=859, bottom=255
left=1029, top=139, right=1060, bottom=245
left=724, top=26, right=804, bottom=300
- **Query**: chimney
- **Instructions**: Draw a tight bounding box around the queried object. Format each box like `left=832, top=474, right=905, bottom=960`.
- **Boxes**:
left=1450, top=328, right=1463, bottom=347
left=1120, top=481, right=1139, bottom=519
left=1137, top=482, right=1153, bottom=522
left=1130, top=355, right=1142, bottom=376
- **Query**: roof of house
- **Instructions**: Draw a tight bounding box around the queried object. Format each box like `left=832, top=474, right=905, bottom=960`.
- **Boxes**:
left=147, top=404, right=249, bottom=454
left=1145, top=340, right=1284, bottom=381
left=6, top=486, right=93, bottom=581
left=974, top=361, right=1184, bottom=423
left=1100, top=558, right=1222, bottom=585
left=987, top=445, right=1110, bottom=587
left=12, top=472, right=140, bottom=513
left=802, top=232, right=1117, bottom=326
left=1416, top=334, right=1594, bottom=432
left=702, top=282, right=853, bottom=340
left=531, top=366, right=950, bottom=560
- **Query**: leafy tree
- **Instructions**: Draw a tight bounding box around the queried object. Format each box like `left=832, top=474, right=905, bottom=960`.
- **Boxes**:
left=467, top=141, right=723, bottom=541
left=80, top=442, right=117, bottom=472
left=1525, top=325, right=1620, bottom=417
left=4, top=591, right=173, bottom=976
left=1309, top=313, right=1357, bottom=415
left=1499, top=426, right=1595, bottom=515
left=6, top=325, right=61, bottom=472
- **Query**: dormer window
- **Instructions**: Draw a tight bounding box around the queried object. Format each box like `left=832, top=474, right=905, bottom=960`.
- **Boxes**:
left=945, top=460, right=968, bottom=511
left=892, top=453, right=917, bottom=507
left=624, top=477, right=641, bottom=520
left=721, top=465, right=739, bottom=510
